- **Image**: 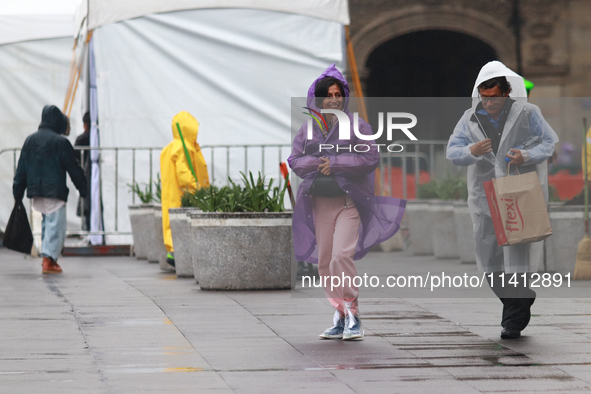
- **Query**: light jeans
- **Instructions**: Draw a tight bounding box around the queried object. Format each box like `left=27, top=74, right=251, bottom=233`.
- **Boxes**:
left=41, top=205, right=67, bottom=260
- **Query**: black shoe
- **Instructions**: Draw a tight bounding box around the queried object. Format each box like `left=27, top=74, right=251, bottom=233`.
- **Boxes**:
left=500, top=327, right=521, bottom=339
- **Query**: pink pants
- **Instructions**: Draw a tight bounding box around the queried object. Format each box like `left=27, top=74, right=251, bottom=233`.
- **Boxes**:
left=313, top=195, right=361, bottom=316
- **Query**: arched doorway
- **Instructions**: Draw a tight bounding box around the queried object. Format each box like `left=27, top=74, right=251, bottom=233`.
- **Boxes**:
left=366, top=30, right=498, bottom=97
left=362, top=30, right=499, bottom=143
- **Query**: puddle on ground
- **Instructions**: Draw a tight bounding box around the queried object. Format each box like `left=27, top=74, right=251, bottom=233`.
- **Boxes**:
left=30, top=353, right=72, bottom=356
left=94, top=347, right=194, bottom=356
left=308, top=363, right=538, bottom=371
left=100, top=362, right=591, bottom=374
left=375, top=331, right=478, bottom=337
left=307, top=364, right=430, bottom=371
left=104, top=365, right=204, bottom=374
left=399, top=373, right=575, bottom=382
left=534, top=313, right=591, bottom=317
left=81, top=319, right=171, bottom=327
left=361, top=300, right=408, bottom=305
left=364, top=311, right=438, bottom=316
left=164, top=367, right=204, bottom=372
left=0, top=370, right=70, bottom=375
left=255, top=314, right=308, bottom=317
left=398, top=344, right=504, bottom=351
left=456, top=374, right=574, bottom=381
left=480, top=354, right=540, bottom=367
left=364, top=315, right=442, bottom=321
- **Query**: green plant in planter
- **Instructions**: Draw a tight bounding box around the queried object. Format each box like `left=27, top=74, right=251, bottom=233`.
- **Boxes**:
left=224, top=181, right=247, bottom=212
left=154, top=173, right=162, bottom=203
left=417, top=175, right=468, bottom=201
left=436, top=175, right=468, bottom=201
left=128, top=174, right=162, bottom=204
left=239, top=171, right=287, bottom=212
left=181, top=184, right=208, bottom=208
left=181, top=184, right=224, bottom=211
left=181, top=171, right=287, bottom=212
left=416, top=181, right=439, bottom=199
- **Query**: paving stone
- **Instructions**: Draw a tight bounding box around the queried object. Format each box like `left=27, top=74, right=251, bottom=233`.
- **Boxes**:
left=3, top=248, right=591, bottom=393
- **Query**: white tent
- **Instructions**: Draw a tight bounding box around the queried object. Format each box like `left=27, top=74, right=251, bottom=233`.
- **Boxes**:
left=73, top=1, right=350, bottom=244
left=0, top=0, right=85, bottom=238
left=0, top=0, right=79, bottom=45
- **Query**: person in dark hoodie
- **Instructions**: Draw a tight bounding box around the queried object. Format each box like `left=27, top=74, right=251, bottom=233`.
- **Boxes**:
left=13, top=105, right=87, bottom=274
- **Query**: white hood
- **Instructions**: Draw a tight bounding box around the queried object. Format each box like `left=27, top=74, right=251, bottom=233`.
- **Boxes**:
left=471, top=61, right=527, bottom=98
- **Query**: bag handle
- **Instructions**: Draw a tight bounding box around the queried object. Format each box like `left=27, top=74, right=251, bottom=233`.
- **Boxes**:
left=506, top=162, right=521, bottom=176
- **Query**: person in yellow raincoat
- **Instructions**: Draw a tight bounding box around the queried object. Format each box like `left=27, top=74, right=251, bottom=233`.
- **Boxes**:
left=160, top=111, right=209, bottom=266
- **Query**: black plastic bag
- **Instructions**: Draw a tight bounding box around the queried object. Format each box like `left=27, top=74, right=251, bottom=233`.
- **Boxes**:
left=3, top=200, right=33, bottom=254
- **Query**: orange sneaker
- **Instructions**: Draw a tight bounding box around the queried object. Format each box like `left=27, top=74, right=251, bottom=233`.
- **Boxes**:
left=42, top=257, right=63, bottom=274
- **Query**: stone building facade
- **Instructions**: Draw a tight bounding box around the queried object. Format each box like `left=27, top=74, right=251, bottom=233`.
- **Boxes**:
left=348, top=0, right=591, bottom=147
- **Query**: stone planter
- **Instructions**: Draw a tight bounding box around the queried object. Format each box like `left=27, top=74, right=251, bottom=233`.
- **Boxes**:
left=404, top=199, right=435, bottom=255
left=430, top=200, right=459, bottom=259
left=545, top=204, right=584, bottom=274
left=154, top=206, right=174, bottom=272
left=453, top=201, right=476, bottom=264
left=142, top=204, right=169, bottom=269
left=128, top=204, right=155, bottom=259
left=379, top=232, right=404, bottom=252
left=189, top=212, right=292, bottom=290
left=169, top=207, right=202, bottom=278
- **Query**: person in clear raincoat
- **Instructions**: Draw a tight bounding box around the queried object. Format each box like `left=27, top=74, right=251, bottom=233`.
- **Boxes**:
left=447, top=61, right=559, bottom=339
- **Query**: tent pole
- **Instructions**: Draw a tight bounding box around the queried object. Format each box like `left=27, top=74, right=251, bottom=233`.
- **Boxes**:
left=63, top=39, right=79, bottom=112
left=345, top=26, right=383, bottom=195
left=66, top=30, right=94, bottom=117
left=345, top=25, right=367, bottom=121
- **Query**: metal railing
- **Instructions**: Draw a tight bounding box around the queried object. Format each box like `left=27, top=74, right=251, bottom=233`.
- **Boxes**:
left=0, top=144, right=291, bottom=237
left=377, top=140, right=462, bottom=200
left=203, top=144, right=291, bottom=186
left=1, top=147, right=19, bottom=173
left=2, top=141, right=462, bottom=236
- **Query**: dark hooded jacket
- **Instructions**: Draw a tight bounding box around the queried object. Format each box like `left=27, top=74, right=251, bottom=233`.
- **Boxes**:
left=13, top=105, right=87, bottom=202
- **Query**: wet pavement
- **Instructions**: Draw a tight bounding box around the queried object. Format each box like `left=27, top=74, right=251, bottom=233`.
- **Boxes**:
left=2, top=248, right=591, bottom=393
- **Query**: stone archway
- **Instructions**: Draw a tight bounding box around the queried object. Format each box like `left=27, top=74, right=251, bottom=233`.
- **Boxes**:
left=352, top=8, right=517, bottom=92
left=366, top=30, right=498, bottom=97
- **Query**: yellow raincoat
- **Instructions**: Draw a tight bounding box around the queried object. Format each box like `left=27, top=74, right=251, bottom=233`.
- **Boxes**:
left=160, top=112, right=209, bottom=252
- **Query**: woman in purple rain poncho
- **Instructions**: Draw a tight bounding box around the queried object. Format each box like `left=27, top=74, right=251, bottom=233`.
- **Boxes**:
left=288, top=64, right=406, bottom=340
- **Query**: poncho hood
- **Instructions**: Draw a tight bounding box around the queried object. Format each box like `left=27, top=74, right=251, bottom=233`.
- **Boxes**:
left=172, top=111, right=198, bottom=144
left=306, top=63, right=350, bottom=113
left=471, top=61, right=527, bottom=98
left=39, top=105, right=68, bottom=134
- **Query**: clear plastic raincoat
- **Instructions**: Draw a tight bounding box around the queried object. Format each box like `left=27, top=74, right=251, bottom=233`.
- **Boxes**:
left=447, top=61, right=559, bottom=273
left=160, top=111, right=209, bottom=252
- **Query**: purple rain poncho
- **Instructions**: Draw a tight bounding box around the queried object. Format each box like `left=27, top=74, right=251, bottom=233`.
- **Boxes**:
left=288, top=64, right=406, bottom=265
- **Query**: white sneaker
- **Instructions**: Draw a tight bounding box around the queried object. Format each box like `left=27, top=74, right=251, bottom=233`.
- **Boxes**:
left=319, top=310, right=345, bottom=339
left=342, top=302, right=363, bottom=340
